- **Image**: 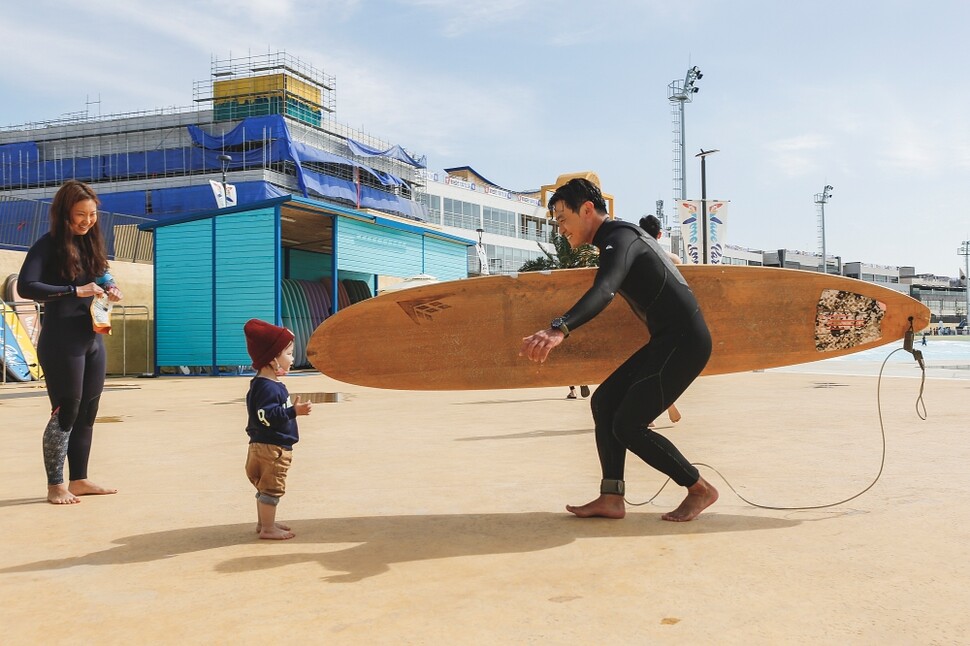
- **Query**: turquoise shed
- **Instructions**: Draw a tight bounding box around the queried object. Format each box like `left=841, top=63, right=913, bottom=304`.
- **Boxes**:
left=140, top=195, right=473, bottom=374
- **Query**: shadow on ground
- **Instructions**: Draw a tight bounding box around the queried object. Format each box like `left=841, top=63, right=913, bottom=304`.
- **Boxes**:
left=1, top=511, right=797, bottom=582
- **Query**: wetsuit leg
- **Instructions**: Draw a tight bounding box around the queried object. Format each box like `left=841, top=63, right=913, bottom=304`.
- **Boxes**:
left=67, top=338, right=106, bottom=481
left=37, top=325, right=104, bottom=485
left=592, top=313, right=712, bottom=487
left=38, top=341, right=84, bottom=486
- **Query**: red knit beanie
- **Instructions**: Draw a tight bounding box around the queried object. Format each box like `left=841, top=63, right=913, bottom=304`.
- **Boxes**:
left=244, top=319, right=294, bottom=370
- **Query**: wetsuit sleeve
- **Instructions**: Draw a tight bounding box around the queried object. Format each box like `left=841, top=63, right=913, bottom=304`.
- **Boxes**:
left=559, top=227, right=640, bottom=332
left=18, top=238, right=76, bottom=301
left=95, top=271, right=116, bottom=289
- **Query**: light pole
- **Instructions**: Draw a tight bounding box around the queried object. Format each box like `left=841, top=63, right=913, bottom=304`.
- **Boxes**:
left=959, top=239, right=970, bottom=331
left=668, top=65, right=702, bottom=261
left=219, top=154, right=232, bottom=193
left=668, top=66, right=703, bottom=203
left=814, top=185, right=834, bottom=273
left=696, top=148, right=719, bottom=264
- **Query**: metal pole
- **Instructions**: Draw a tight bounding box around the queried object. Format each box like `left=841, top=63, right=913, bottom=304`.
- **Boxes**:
left=820, top=201, right=826, bottom=274
left=679, top=101, right=687, bottom=202
left=700, top=155, right=707, bottom=264
left=695, top=149, right=719, bottom=264
left=960, top=240, right=970, bottom=333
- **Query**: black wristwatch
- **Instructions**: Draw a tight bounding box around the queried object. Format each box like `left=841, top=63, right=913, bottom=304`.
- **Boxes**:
left=550, top=316, right=570, bottom=338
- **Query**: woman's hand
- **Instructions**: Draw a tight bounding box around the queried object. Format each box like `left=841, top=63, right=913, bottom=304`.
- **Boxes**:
left=75, top=282, right=104, bottom=298
left=105, top=284, right=123, bottom=302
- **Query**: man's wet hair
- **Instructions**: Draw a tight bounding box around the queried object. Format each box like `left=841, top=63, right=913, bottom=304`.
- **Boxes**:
left=639, top=214, right=662, bottom=239
left=548, top=178, right=608, bottom=216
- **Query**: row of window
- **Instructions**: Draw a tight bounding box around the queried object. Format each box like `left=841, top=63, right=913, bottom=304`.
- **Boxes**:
left=466, top=244, right=547, bottom=275
left=417, top=193, right=554, bottom=242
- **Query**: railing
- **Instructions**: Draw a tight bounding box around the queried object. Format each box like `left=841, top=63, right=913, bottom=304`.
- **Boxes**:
left=0, top=195, right=153, bottom=262
left=1, top=302, right=153, bottom=384
left=113, top=305, right=152, bottom=377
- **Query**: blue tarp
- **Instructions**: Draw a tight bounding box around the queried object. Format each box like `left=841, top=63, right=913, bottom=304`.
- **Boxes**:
left=97, top=181, right=290, bottom=218
left=346, top=138, right=425, bottom=168
left=186, top=115, right=292, bottom=149
left=0, top=115, right=417, bottom=219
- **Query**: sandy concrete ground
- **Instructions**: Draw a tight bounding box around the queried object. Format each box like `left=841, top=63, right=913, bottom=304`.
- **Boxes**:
left=1, top=359, right=968, bottom=644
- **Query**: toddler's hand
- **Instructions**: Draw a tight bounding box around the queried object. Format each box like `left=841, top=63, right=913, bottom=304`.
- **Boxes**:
left=293, top=396, right=312, bottom=416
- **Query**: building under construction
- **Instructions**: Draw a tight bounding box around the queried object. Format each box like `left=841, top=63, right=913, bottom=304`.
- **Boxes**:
left=0, top=51, right=428, bottom=221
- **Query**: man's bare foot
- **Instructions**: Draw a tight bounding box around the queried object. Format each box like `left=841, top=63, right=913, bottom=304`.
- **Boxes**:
left=256, top=521, right=291, bottom=534
left=258, top=527, right=295, bottom=540
left=662, top=476, right=718, bottom=522
left=668, top=404, right=682, bottom=423
left=68, top=479, right=118, bottom=496
left=566, top=494, right=625, bottom=519
left=48, top=484, right=80, bottom=505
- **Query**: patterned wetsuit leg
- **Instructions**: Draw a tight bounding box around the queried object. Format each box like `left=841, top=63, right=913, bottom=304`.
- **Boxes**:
left=590, top=311, right=712, bottom=487
left=37, top=320, right=106, bottom=483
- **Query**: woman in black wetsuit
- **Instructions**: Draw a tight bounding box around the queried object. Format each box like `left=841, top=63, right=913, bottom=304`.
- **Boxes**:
left=19, top=180, right=124, bottom=504
left=520, top=179, right=718, bottom=522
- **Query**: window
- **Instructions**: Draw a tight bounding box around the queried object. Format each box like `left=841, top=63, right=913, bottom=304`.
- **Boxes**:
left=483, top=206, right=516, bottom=238
left=443, top=197, right=480, bottom=230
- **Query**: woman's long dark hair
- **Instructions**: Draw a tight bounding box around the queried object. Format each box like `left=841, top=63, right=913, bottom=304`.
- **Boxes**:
left=49, top=180, right=108, bottom=281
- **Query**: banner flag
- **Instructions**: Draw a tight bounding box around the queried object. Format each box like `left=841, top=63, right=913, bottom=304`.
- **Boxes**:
left=678, top=201, right=701, bottom=264
left=679, top=200, right=729, bottom=263
left=209, top=181, right=237, bottom=209
left=707, top=201, right=728, bottom=265
left=476, top=242, right=490, bottom=275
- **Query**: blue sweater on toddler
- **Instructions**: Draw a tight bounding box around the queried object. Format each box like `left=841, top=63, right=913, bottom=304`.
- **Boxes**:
left=245, top=377, right=299, bottom=449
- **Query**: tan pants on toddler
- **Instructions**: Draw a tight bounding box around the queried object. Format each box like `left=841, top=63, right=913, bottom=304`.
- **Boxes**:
left=246, top=442, right=292, bottom=502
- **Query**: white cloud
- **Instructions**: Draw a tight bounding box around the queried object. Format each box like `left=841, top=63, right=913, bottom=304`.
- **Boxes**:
left=765, top=134, right=832, bottom=177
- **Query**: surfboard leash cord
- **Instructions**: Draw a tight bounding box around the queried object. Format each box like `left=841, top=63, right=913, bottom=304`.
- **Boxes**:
left=625, top=341, right=928, bottom=511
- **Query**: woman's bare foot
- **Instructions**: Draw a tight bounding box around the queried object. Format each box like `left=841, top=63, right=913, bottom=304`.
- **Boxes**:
left=258, top=527, right=295, bottom=540
left=256, top=521, right=291, bottom=534
left=662, top=476, right=718, bottom=522
left=48, top=484, right=80, bottom=505
left=566, top=494, right=625, bottom=519
left=68, top=479, right=118, bottom=496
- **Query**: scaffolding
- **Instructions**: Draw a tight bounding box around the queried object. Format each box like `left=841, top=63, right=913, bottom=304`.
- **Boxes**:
left=0, top=51, right=426, bottom=217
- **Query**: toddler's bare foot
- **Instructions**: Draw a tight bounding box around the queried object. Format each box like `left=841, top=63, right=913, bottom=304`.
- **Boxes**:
left=256, top=521, right=291, bottom=533
left=566, top=494, right=625, bottom=519
left=69, top=479, right=118, bottom=496
left=258, top=527, right=295, bottom=540
left=662, top=477, right=718, bottom=522
left=48, top=484, right=80, bottom=505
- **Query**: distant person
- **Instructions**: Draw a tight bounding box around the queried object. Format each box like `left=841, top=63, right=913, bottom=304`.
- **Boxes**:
left=639, top=214, right=682, bottom=266
left=566, top=385, right=591, bottom=399
left=244, top=319, right=313, bottom=540
left=921, top=332, right=927, bottom=347
left=638, top=215, right=683, bottom=426
left=521, top=179, right=717, bottom=522
left=18, top=180, right=124, bottom=504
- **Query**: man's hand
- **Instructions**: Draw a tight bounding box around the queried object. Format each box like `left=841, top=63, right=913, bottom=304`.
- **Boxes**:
left=519, top=328, right=565, bottom=363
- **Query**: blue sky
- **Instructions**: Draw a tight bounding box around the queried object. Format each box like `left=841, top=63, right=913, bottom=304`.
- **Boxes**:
left=1, top=0, right=968, bottom=276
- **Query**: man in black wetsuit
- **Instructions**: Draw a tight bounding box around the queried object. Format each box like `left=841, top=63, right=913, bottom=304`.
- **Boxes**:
left=520, top=178, right=718, bottom=522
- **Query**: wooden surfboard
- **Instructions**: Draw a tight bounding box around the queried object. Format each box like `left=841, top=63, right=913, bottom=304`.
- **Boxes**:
left=307, top=266, right=931, bottom=390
